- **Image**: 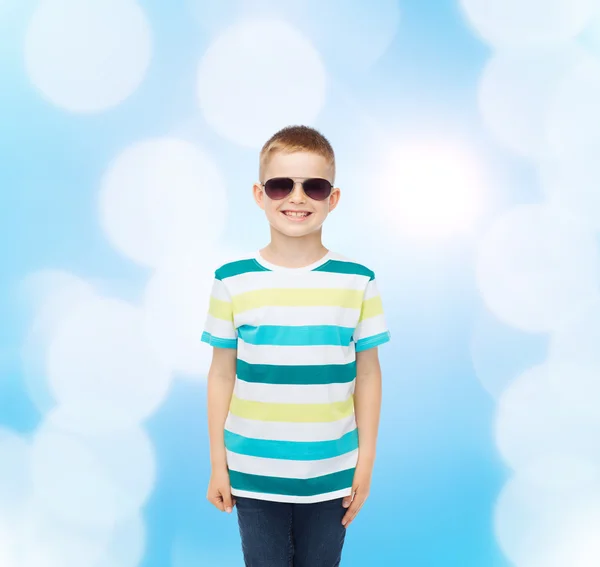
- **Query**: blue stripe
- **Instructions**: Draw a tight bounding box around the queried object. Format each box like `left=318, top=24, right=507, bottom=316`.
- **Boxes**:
left=237, top=324, right=354, bottom=346
left=355, top=331, right=391, bottom=352
left=201, top=331, right=237, bottom=349
left=225, top=428, right=359, bottom=460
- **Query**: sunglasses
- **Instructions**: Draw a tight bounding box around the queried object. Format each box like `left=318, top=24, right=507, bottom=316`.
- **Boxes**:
left=261, top=177, right=333, bottom=201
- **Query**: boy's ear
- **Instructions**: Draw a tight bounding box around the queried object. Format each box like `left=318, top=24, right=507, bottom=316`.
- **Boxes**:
left=253, top=182, right=266, bottom=210
left=329, top=186, right=341, bottom=212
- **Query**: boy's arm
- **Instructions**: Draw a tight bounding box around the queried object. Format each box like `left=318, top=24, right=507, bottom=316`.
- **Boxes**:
left=342, top=346, right=382, bottom=527
left=207, top=346, right=237, bottom=470
left=354, top=346, right=382, bottom=464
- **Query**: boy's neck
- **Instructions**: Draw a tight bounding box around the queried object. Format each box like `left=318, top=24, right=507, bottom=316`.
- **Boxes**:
left=261, top=231, right=329, bottom=269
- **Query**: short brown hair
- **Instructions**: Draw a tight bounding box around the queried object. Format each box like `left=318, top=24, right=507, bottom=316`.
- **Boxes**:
left=259, top=125, right=336, bottom=182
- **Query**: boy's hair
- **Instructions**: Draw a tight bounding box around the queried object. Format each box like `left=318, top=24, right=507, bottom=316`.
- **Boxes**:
left=259, top=125, right=336, bottom=183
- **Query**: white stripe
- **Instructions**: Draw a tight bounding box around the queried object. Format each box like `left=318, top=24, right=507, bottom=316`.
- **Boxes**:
left=363, top=279, right=380, bottom=301
left=226, top=270, right=370, bottom=295
left=227, top=449, right=358, bottom=479
left=225, top=413, right=357, bottom=442
left=235, top=305, right=360, bottom=329
left=354, top=314, right=388, bottom=343
left=231, top=487, right=352, bottom=504
left=237, top=340, right=355, bottom=366
left=210, top=278, right=232, bottom=302
left=234, top=380, right=355, bottom=404
left=203, top=314, right=237, bottom=340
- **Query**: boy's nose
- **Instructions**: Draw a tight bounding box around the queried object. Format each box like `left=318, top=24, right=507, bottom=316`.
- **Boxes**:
left=288, top=181, right=307, bottom=201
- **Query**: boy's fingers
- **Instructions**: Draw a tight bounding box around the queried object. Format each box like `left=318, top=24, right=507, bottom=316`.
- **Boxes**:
left=342, top=497, right=364, bottom=527
left=222, top=490, right=234, bottom=513
left=211, top=494, right=225, bottom=512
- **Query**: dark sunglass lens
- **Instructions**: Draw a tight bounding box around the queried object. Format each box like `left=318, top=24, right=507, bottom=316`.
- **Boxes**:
left=303, top=178, right=331, bottom=201
left=264, top=178, right=294, bottom=200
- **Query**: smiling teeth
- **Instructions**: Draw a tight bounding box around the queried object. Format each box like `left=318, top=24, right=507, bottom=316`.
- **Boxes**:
left=284, top=211, right=309, bottom=217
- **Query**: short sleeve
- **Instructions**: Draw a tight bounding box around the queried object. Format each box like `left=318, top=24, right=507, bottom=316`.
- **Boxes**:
left=201, top=275, right=238, bottom=349
left=353, top=276, right=391, bottom=352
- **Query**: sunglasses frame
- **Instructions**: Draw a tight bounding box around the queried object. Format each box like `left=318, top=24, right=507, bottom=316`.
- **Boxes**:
left=260, top=177, right=334, bottom=201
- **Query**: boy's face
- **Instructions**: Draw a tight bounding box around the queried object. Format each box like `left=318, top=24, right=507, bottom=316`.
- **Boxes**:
left=253, top=151, right=340, bottom=239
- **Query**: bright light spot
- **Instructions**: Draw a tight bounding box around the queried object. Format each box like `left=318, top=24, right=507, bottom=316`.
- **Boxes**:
left=187, top=0, right=400, bottom=71
left=539, top=151, right=600, bottom=231
left=495, top=364, right=600, bottom=470
left=44, top=409, right=157, bottom=520
left=95, top=513, right=146, bottom=567
left=469, top=308, right=547, bottom=400
left=16, top=497, right=112, bottom=567
left=495, top=469, right=600, bottom=567
left=20, top=270, right=97, bottom=414
left=143, top=249, right=243, bottom=379
left=546, top=57, right=600, bottom=160
left=30, top=427, right=118, bottom=531
left=47, top=297, right=172, bottom=433
left=99, top=138, right=228, bottom=268
left=459, top=0, right=599, bottom=48
left=24, top=0, right=151, bottom=112
left=377, top=141, right=483, bottom=237
left=547, top=298, right=600, bottom=422
left=0, top=430, right=31, bottom=516
left=197, top=19, right=326, bottom=148
left=0, top=520, right=17, bottom=567
left=475, top=204, right=600, bottom=332
left=478, top=45, right=585, bottom=158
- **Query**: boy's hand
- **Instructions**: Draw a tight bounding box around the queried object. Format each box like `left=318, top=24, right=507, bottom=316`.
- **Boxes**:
left=341, top=461, right=373, bottom=528
left=207, top=466, right=236, bottom=513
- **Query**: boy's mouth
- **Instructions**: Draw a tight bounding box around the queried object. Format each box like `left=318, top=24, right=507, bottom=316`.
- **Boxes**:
left=281, top=210, right=312, bottom=222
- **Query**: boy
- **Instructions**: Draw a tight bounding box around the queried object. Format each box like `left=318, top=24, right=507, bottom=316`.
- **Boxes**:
left=201, top=125, right=390, bottom=566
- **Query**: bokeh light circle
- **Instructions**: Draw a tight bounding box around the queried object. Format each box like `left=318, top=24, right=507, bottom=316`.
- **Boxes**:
left=495, top=468, right=600, bottom=566
left=459, top=0, right=599, bottom=49
left=24, top=0, right=151, bottom=112
left=495, top=364, right=600, bottom=470
left=47, top=297, right=172, bottom=432
left=475, top=204, right=600, bottom=332
left=197, top=19, right=326, bottom=148
left=99, top=138, right=228, bottom=268
left=478, top=45, right=585, bottom=158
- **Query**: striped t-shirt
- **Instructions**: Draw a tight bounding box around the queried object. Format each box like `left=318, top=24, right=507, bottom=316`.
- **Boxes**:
left=201, top=249, right=391, bottom=503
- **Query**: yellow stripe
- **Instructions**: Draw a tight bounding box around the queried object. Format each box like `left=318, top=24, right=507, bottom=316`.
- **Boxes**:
left=359, top=295, right=383, bottom=322
left=209, top=297, right=233, bottom=321
left=232, top=288, right=363, bottom=314
left=229, top=395, right=354, bottom=423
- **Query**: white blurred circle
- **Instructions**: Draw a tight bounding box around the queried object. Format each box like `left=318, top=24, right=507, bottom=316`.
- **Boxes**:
left=475, top=204, right=600, bottom=332
left=547, top=298, right=600, bottom=421
left=478, top=45, right=585, bottom=158
left=0, top=429, right=31, bottom=516
left=495, top=364, right=600, bottom=470
left=495, top=469, right=600, bottom=567
left=20, top=270, right=97, bottom=414
left=539, top=151, right=600, bottom=231
left=197, top=19, right=326, bottom=148
left=0, top=519, right=17, bottom=567
left=47, top=297, right=172, bottom=432
left=546, top=56, right=600, bottom=161
left=94, top=514, right=146, bottom=567
left=99, top=138, right=228, bottom=268
left=459, top=0, right=599, bottom=49
left=187, top=0, right=400, bottom=71
left=470, top=308, right=547, bottom=400
left=16, top=497, right=112, bottom=567
left=143, top=256, right=221, bottom=379
left=30, top=428, right=118, bottom=531
left=24, top=0, right=152, bottom=112
left=44, top=409, right=157, bottom=520
left=377, top=141, right=483, bottom=237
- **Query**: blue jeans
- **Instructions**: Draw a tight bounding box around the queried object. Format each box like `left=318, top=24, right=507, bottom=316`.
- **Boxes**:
left=235, top=496, right=347, bottom=566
